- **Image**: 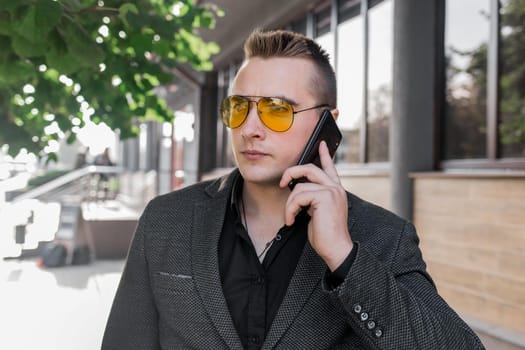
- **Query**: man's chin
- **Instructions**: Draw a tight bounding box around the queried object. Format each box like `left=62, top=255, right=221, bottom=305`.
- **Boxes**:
left=239, top=169, right=282, bottom=186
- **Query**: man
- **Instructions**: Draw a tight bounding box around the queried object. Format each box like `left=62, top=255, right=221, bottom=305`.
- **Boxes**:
left=93, top=147, right=114, bottom=200
left=102, top=29, right=484, bottom=349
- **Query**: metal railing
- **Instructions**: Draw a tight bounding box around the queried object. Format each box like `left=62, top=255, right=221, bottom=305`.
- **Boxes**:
left=12, top=165, right=123, bottom=203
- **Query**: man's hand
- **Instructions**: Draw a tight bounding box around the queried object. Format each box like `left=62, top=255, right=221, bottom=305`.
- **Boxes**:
left=280, top=141, right=353, bottom=271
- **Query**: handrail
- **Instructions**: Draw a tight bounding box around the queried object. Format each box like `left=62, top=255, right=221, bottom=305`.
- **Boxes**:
left=12, top=165, right=123, bottom=203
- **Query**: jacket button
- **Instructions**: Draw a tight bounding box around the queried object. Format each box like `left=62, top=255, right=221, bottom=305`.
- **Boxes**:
left=367, top=320, right=376, bottom=330
left=374, top=328, right=383, bottom=338
left=353, top=304, right=362, bottom=313
left=360, top=312, right=369, bottom=321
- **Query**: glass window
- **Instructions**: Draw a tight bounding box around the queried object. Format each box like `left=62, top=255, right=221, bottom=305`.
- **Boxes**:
left=367, top=0, right=392, bottom=162
left=315, top=4, right=335, bottom=69
left=338, top=0, right=361, bottom=23
left=499, top=0, right=525, bottom=158
left=444, top=0, right=490, bottom=159
left=336, top=6, right=363, bottom=163
left=217, top=65, right=238, bottom=168
left=315, top=4, right=332, bottom=37
left=290, top=17, right=307, bottom=36
left=316, top=33, right=335, bottom=70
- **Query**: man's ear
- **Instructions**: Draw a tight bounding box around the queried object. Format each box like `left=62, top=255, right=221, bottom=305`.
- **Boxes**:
left=330, top=108, right=339, bottom=121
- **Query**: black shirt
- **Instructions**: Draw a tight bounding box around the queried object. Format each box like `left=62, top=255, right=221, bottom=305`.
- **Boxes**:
left=218, top=176, right=355, bottom=349
left=218, top=177, right=309, bottom=349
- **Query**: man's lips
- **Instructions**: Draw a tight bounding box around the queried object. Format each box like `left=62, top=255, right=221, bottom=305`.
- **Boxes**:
left=241, top=150, right=268, bottom=160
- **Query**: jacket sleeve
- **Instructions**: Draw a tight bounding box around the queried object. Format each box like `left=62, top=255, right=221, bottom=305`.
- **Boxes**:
left=101, top=203, right=160, bottom=350
left=323, top=221, right=485, bottom=349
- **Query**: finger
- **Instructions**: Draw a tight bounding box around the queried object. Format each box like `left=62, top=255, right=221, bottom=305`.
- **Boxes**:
left=284, top=186, right=320, bottom=225
left=318, top=141, right=340, bottom=183
left=279, top=163, right=323, bottom=188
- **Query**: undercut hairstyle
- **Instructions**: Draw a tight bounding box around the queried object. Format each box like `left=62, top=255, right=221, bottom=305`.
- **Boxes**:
left=243, top=29, right=337, bottom=109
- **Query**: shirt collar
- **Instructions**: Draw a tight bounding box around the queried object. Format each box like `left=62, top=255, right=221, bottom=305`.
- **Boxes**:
left=230, top=173, right=244, bottom=218
left=229, top=173, right=310, bottom=226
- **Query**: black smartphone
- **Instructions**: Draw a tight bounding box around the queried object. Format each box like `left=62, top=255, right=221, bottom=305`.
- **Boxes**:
left=288, top=109, right=342, bottom=190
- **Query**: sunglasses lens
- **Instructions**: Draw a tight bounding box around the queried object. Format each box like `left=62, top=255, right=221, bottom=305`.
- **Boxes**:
left=220, top=96, right=294, bottom=131
left=258, top=98, right=293, bottom=132
left=221, top=96, right=249, bottom=128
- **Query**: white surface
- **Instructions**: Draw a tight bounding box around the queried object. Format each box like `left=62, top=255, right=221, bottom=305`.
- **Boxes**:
left=0, top=259, right=124, bottom=350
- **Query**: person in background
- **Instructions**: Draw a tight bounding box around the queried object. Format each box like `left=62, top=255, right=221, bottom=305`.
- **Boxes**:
left=93, top=147, right=114, bottom=200
left=102, top=29, right=484, bottom=349
left=94, top=147, right=113, bottom=167
left=74, top=146, right=89, bottom=169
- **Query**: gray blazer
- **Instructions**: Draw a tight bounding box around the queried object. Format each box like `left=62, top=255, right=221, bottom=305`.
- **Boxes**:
left=102, top=169, right=484, bottom=349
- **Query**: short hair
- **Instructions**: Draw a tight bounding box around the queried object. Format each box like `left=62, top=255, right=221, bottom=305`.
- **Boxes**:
left=243, top=29, right=337, bottom=109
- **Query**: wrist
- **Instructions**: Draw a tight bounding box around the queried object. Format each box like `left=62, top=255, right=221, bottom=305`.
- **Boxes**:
left=325, top=240, right=354, bottom=272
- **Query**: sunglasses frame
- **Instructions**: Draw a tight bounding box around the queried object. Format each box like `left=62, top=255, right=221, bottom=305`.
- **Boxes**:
left=220, top=95, right=329, bottom=132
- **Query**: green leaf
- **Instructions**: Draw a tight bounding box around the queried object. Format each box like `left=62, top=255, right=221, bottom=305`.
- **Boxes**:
left=12, top=0, right=62, bottom=43
left=47, top=28, right=67, bottom=56
left=0, top=0, right=220, bottom=160
left=45, top=152, right=58, bottom=164
left=66, top=131, right=77, bottom=144
left=119, top=3, right=138, bottom=28
left=157, top=71, right=173, bottom=84
left=60, top=0, right=83, bottom=12
left=45, top=49, right=83, bottom=74
left=61, top=19, right=105, bottom=67
left=12, top=32, right=47, bottom=57
left=194, top=12, right=214, bottom=28
left=207, top=41, right=220, bottom=55
left=0, top=11, right=13, bottom=35
left=0, top=60, right=35, bottom=86
left=152, top=38, right=170, bottom=56
left=0, top=0, right=32, bottom=15
left=128, top=31, right=153, bottom=56
left=0, top=36, right=12, bottom=61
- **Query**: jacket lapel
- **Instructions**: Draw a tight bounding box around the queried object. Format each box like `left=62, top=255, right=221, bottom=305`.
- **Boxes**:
left=262, top=242, right=325, bottom=349
left=262, top=193, right=357, bottom=349
left=191, top=172, right=243, bottom=349
left=189, top=171, right=358, bottom=349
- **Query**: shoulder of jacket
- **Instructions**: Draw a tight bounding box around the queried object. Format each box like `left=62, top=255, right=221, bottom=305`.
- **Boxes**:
left=146, top=169, right=238, bottom=209
left=346, top=191, right=409, bottom=233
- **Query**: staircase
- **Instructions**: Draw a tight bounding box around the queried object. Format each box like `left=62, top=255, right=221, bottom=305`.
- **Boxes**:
left=5, top=166, right=134, bottom=264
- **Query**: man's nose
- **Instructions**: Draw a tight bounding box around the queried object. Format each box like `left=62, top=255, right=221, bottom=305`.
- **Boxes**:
left=240, top=101, right=265, bottom=136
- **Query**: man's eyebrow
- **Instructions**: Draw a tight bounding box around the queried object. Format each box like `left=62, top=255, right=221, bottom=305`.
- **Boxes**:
left=238, top=94, right=299, bottom=106
left=274, top=95, right=298, bottom=106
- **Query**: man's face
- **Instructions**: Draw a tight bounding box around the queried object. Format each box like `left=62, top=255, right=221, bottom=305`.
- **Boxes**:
left=230, top=57, right=324, bottom=186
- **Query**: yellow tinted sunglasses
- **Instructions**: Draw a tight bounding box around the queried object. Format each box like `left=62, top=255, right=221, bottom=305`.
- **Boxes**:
left=220, top=95, right=329, bottom=132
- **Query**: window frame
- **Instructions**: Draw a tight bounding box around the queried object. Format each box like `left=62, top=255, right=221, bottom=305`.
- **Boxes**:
left=318, top=0, right=392, bottom=168
left=441, top=0, right=525, bottom=170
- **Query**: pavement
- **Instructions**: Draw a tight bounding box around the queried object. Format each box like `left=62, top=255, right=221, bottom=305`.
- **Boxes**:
left=0, top=258, right=124, bottom=350
left=1, top=258, right=524, bottom=350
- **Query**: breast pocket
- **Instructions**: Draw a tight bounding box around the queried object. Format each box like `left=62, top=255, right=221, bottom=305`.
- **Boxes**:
left=153, top=271, right=195, bottom=293
left=152, top=271, right=208, bottom=328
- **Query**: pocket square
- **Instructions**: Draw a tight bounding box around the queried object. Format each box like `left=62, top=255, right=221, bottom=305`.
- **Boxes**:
left=157, top=271, right=193, bottom=279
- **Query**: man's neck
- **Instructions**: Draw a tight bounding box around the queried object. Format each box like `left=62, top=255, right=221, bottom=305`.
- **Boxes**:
left=242, top=181, right=288, bottom=216
left=240, top=180, right=290, bottom=241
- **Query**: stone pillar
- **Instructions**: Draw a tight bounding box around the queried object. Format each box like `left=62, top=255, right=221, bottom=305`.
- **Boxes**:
left=391, top=0, right=439, bottom=219
left=197, top=71, right=218, bottom=179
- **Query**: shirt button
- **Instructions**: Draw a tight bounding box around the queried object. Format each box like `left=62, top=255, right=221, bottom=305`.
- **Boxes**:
left=252, top=276, right=264, bottom=285
left=367, top=320, right=376, bottom=330
left=360, top=312, right=369, bottom=321
left=275, top=234, right=282, bottom=241
left=374, top=328, right=383, bottom=338
left=250, top=336, right=260, bottom=344
left=353, top=304, right=362, bottom=313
